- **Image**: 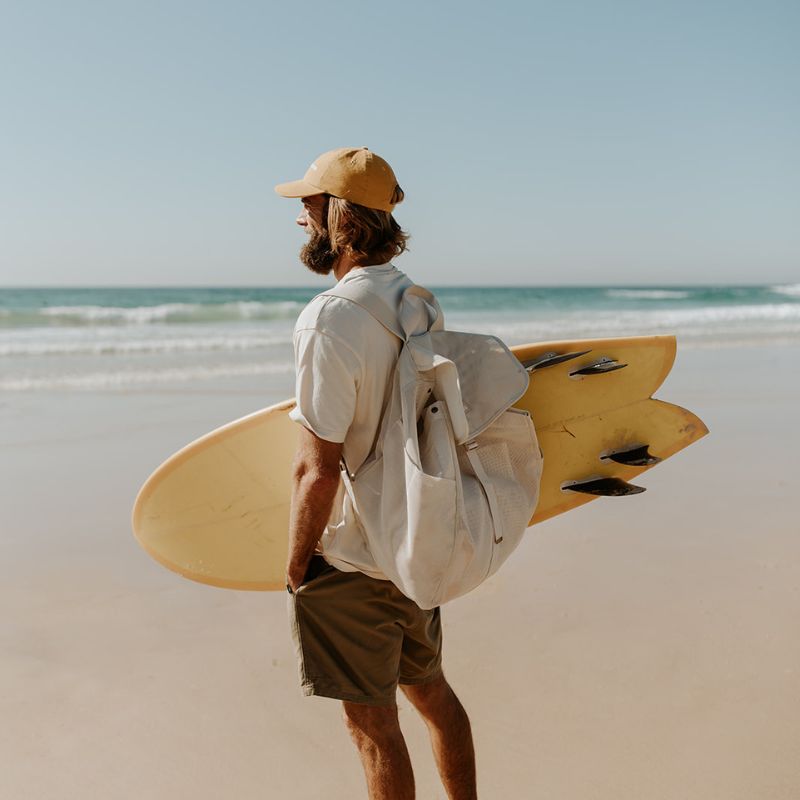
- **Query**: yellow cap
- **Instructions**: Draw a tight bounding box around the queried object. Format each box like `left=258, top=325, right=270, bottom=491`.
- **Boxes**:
left=275, top=147, right=403, bottom=212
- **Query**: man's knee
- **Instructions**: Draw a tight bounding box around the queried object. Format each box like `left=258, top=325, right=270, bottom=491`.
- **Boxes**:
left=342, top=701, right=402, bottom=749
left=400, top=674, right=462, bottom=720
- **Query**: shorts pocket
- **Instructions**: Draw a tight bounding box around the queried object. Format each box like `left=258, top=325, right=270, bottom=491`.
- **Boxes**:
left=293, top=555, right=335, bottom=595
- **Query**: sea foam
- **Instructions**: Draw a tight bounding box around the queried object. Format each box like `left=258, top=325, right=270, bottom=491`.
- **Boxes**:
left=17, top=300, right=306, bottom=327
left=771, top=283, right=800, bottom=298
left=605, top=289, right=692, bottom=300
left=0, top=360, right=295, bottom=391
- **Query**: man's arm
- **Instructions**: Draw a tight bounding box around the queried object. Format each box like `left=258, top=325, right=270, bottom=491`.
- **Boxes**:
left=285, top=425, right=343, bottom=592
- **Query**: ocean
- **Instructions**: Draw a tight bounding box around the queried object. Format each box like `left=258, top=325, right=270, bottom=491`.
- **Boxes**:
left=1, top=284, right=799, bottom=392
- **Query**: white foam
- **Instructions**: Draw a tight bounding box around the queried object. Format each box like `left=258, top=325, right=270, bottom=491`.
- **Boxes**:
left=448, top=302, right=800, bottom=345
left=771, top=283, right=800, bottom=298
left=0, top=332, right=292, bottom=357
left=606, top=289, right=692, bottom=300
left=633, top=302, right=800, bottom=325
left=39, top=303, right=195, bottom=324
left=234, top=300, right=302, bottom=318
left=0, top=361, right=295, bottom=391
left=33, top=300, right=305, bottom=326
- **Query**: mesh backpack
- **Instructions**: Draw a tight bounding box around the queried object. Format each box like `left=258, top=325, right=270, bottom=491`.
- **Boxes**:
left=321, top=277, right=543, bottom=609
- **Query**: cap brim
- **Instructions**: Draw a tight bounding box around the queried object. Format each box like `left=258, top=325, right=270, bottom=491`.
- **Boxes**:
left=274, top=179, right=325, bottom=199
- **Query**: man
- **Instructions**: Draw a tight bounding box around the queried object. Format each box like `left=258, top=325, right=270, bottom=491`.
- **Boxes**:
left=275, top=147, right=478, bottom=800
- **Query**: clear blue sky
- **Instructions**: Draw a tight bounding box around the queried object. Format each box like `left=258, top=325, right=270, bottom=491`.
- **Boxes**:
left=1, top=0, right=798, bottom=287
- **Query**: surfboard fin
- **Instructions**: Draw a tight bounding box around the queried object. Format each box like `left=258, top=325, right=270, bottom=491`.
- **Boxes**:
left=562, top=477, right=646, bottom=496
left=601, top=445, right=662, bottom=467
left=569, top=357, right=627, bottom=377
left=522, top=350, right=591, bottom=371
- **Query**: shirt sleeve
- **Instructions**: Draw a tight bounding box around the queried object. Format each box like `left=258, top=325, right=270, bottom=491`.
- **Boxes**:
left=288, top=327, right=362, bottom=443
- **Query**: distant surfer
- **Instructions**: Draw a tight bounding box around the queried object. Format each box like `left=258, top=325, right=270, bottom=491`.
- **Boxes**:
left=276, top=148, right=478, bottom=800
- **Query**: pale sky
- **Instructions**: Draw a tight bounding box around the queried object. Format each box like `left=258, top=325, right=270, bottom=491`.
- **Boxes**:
left=1, top=0, right=798, bottom=287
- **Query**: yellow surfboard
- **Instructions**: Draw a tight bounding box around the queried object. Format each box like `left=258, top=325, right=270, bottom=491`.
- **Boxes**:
left=132, top=335, right=707, bottom=591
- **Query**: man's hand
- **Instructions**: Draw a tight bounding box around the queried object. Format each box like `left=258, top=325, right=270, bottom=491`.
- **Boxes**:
left=286, top=426, right=343, bottom=592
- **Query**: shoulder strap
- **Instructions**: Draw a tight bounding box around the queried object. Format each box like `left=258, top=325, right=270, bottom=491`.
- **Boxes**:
left=322, top=281, right=443, bottom=342
left=321, top=282, right=405, bottom=341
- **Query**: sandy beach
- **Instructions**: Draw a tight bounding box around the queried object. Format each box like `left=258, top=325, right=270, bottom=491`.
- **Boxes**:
left=2, top=342, right=799, bottom=799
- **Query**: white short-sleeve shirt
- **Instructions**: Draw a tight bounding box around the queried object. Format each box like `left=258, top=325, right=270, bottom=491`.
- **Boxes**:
left=289, top=263, right=417, bottom=576
left=289, top=263, right=412, bottom=476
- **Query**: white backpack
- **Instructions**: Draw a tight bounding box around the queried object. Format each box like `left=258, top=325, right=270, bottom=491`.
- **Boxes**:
left=322, top=281, right=543, bottom=609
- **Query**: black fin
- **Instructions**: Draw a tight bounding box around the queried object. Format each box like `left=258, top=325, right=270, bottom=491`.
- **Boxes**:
left=569, top=357, right=628, bottom=376
left=562, top=477, right=646, bottom=496
left=522, top=350, right=591, bottom=371
left=601, top=445, right=662, bottom=467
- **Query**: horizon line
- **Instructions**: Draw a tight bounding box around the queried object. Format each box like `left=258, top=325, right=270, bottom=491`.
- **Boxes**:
left=2, top=281, right=797, bottom=291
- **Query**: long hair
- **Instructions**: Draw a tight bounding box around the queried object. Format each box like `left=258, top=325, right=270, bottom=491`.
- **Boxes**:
left=326, top=192, right=409, bottom=265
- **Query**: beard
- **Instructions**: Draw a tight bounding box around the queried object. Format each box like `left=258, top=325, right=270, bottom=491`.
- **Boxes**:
left=300, top=228, right=338, bottom=276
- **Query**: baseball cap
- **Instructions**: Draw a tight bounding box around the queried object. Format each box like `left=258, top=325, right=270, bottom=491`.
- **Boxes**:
left=275, top=147, right=403, bottom=212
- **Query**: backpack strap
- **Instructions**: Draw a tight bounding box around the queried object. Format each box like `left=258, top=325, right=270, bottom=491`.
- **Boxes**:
left=320, top=282, right=406, bottom=341
left=321, top=280, right=443, bottom=342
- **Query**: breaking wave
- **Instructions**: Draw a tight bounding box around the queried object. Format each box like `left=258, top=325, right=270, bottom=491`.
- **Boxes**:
left=0, top=360, right=295, bottom=391
left=2, top=300, right=305, bottom=328
left=605, top=289, right=692, bottom=300
left=0, top=331, right=292, bottom=357
left=771, top=283, right=800, bottom=298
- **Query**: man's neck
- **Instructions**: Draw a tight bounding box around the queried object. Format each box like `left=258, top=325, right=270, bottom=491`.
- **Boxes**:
left=333, top=252, right=363, bottom=281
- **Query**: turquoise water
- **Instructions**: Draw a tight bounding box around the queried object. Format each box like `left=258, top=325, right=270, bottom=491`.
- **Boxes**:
left=1, top=284, right=798, bottom=390
left=2, top=284, right=798, bottom=324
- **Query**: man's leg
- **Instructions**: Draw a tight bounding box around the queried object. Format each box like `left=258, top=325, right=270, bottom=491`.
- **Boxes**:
left=400, top=674, right=477, bottom=800
left=342, top=701, right=415, bottom=800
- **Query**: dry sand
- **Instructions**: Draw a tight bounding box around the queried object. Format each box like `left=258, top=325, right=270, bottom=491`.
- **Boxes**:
left=1, top=344, right=799, bottom=799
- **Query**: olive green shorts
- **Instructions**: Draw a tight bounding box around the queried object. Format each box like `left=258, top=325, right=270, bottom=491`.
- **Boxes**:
left=287, top=556, right=443, bottom=706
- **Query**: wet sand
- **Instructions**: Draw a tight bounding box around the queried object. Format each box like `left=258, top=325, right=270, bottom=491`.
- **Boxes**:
left=1, top=344, right=799, bottom=799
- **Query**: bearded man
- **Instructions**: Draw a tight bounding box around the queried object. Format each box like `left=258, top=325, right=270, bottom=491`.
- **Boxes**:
left=275, top=148, right=478, bottom=800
